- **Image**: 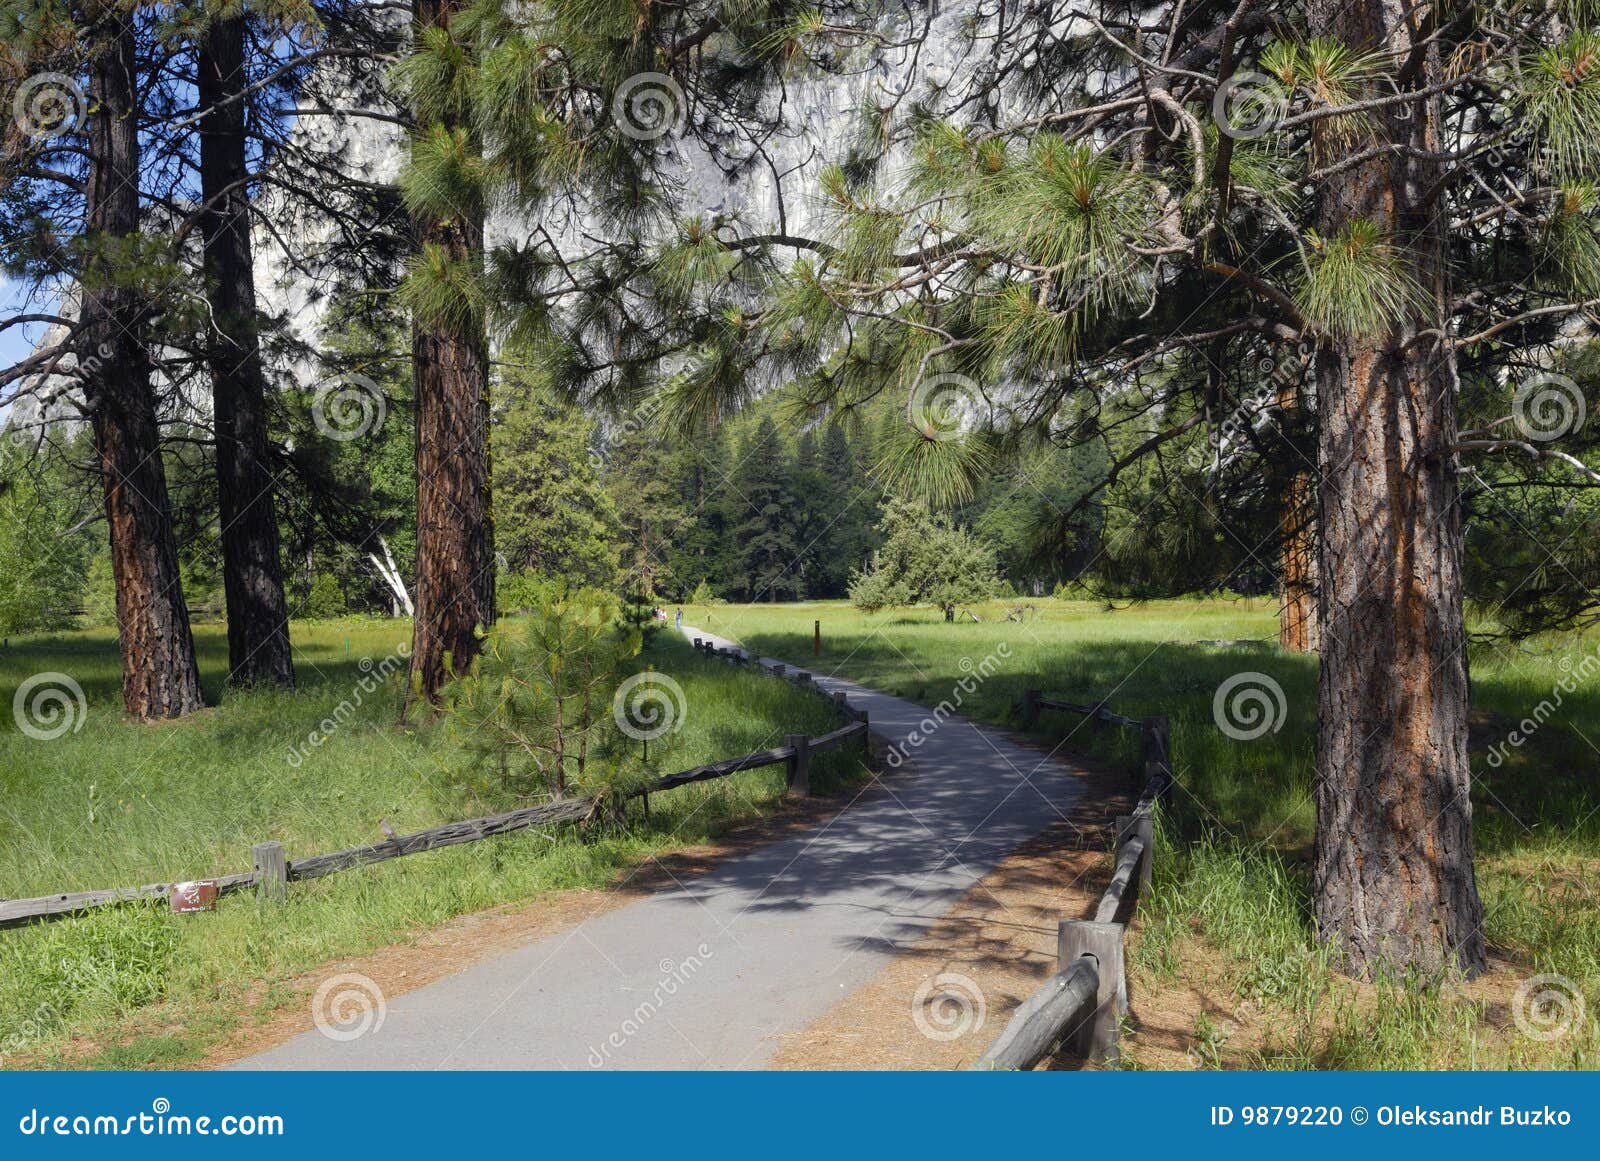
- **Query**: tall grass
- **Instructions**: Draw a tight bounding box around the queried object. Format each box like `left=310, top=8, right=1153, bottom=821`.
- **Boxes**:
left=0, top=622, right=866, bottom=1068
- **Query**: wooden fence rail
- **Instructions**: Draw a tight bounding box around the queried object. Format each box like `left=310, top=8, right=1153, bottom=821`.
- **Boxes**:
left=971, top=690, right=1172, bottom=1070
left=1, top=647, right=871, bottom=930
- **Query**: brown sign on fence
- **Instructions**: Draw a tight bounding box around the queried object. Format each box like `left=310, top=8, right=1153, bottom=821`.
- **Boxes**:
left=169, top=880, right=219, bottom=913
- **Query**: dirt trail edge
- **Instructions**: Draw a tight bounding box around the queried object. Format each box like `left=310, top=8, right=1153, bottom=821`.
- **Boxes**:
left=234, top=626, right=1091, bottom=1069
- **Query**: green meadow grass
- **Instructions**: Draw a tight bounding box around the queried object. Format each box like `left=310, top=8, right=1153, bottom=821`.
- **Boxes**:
left=0, top=622, right=864, bottom=1068
left=698, top=597, right=1600, bottom=1069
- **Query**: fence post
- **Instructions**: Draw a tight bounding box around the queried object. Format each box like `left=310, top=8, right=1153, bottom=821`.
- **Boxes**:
left=814, top=619, right=821, bottom=657
left=1058, top=919, right=1126, bottom=1063
left=833, top=691, right=849, bottom=714
left=785, top=733, right=811, bottom=797
left=1116, top=812, right=1155, bottom=892
left=253, top=841, right=287, bottom=904
left=1022, top=688, right=1041, bottom=729
left=1140, top=714, right=1171, bottom=795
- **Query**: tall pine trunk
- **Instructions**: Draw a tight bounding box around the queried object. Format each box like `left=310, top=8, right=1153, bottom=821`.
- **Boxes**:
left=1278, top=470, right=1318, bottom=653
left=81, top=7, right=204, bottom=720
left=407, top=0, right=493, bottom=704
left=198, top=14, right=295, bottom=688
left=1308, top=0, right=1484, bottom=977
left=1275, top=379, right=1318, bottom=653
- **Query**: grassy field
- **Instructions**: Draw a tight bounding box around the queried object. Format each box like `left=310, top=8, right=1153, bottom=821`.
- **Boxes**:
left=691, top=597, right=1600, bottom=1069
left=0, top=621, right=864, bottom=1069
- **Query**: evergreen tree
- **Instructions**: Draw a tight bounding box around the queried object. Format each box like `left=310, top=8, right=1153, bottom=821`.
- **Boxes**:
left=494, top=365, right=620, bottom=590
left=604, top=424, right=692, bottom=598
left=395, top=0, right=493, bottom=705
left=818, top=420, right=879, bottom=590
left=195, top=0, right=298, bottom=687
left=0, top=437, right=94, bottom=633
left=729, top=417, right=801, bottom=601
left=651, top=1, right=1600, bottom=975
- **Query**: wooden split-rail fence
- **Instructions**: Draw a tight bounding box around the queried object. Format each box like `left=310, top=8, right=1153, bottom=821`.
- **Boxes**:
left=971, top=692, right=1172, bottom=1070
left=0, top=643, right=872, bottom=930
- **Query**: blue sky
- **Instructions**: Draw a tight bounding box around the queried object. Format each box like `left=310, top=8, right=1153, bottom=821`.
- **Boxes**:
left=1, top=277, right=57, bottom=425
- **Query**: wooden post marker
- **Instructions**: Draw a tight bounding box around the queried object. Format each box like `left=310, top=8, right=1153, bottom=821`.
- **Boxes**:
left=813, top=619, right=821, bottom=657
left=785, top=733, right=811, bottom=797
left=1058, top=919, right=1126, bottom=1063
left=253, top=841, right=287, bottom=904
left=1118, top=811, right=1154, bottom=892
left=1140, top=715, right=1171, bottom=794
left=1022, top=688, right=1041, bottom=729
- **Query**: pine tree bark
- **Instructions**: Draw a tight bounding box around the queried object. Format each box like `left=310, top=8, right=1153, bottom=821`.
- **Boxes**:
left=81, top=6, right=204, bottom=720
left=406, top=0, right=493, bottom=704
left=198, top=14, right=295, bottom=688
left=1278, top=469, right=1318, bottom=653
left=1308, top=0, right=1484, bottom=977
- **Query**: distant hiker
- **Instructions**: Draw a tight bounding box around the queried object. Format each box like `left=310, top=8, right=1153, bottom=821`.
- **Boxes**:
left=675, top=608, right=684, bottom=629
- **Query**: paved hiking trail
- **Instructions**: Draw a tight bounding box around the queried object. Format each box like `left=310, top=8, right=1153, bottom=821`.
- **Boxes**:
left=238, top=627, right=1089, bottom=1069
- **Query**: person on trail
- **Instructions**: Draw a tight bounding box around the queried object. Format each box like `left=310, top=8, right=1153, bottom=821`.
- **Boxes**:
left=675, top=608, right=683, bottom=629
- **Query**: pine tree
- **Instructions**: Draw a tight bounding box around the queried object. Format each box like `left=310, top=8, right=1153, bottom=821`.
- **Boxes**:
left=79, top=7, right=204, bottom=719
left=195, top=1, right=295, bottom=687
left=651, top=2, right=1600, bottom=975
left=395, top=0, right=494, bottom=704
left=494, top=364, right=620, bottom=589
left=729, top=417, right=801, bottom=601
